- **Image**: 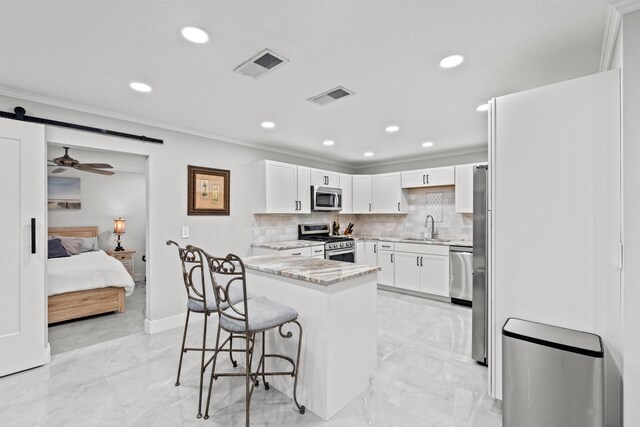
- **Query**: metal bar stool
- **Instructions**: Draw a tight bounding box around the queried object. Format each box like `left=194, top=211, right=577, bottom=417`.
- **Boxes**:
left=194, top=249, right=305, bottom=426
left=166, top=241, right=247, bottom=418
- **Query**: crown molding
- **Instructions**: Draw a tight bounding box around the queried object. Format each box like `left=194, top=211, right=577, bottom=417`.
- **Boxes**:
left=0, top=85, right=352, bottom=169
left=351, top=146, right=487, bottom=170
left=599, top=6, right=622, bottom=71
left=600, top=0, right=640, bottom=71
left=612, top=0, right=640, bottom=14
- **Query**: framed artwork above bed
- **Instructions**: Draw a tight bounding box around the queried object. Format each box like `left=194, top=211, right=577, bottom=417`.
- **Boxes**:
left=48, top=176, right=81, bottom=210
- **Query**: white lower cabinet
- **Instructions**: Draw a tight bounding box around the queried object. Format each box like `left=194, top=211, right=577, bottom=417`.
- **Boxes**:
left=418, top=254, right=449, bottom=297
left=394, top=252, right=421, bottom=292
left=356, top=240, right=378, bottom=266
left=392, top=243, right=450, bottom=297
left=377, top=249, right=394, bottom=286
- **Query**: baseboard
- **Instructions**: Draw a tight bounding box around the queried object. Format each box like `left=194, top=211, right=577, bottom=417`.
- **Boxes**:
left=377, top=284, right=451, bottom=303
left=144, top=311, right=203, bottom=334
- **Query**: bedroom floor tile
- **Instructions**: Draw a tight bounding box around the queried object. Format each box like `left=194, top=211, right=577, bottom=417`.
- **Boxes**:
left=48, top=281, right=146, bottom=355
left=0, top=289, right=501, bottom=426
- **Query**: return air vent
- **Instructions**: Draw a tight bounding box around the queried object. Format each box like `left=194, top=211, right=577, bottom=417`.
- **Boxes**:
left=234, top=49, right=289, bottom=79
left=308, top=86, right=355, bottom=106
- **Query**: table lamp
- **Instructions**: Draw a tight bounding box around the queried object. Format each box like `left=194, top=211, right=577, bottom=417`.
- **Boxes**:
left=113, top=217, right=126, bottom=251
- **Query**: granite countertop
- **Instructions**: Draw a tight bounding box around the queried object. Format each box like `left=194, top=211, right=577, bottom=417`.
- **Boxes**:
left=352, top=236, right=473, bottom=247
left=243, top=255, right=381, bottom=286
left=251, top=240, right=324, bottom=250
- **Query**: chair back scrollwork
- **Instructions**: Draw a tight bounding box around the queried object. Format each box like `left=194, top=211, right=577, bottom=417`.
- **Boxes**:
left=166, top=240, right=210, bottom=313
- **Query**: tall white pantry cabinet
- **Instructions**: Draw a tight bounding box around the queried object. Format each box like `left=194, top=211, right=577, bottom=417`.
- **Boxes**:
left=0, top=118, right=49, bottom=377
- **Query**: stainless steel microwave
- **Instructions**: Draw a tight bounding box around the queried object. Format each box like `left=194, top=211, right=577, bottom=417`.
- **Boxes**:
left=311, top=186, right=342, bottom=211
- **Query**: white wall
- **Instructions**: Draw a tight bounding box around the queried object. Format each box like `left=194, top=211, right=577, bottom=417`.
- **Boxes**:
left=0, top=94, right=354, bottom=332
left=623, top=10, right=640, bottom=427
left=47, top=145, right=147, bottom=280
left=355, top=149, right=487, bottom=174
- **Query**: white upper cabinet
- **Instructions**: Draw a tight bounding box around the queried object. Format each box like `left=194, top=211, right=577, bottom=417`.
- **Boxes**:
left=401, top=166, right=454, bottom=188
left=455, top=164, right=474, bottom=213
left=455, top=163, right=487, bottom=213
left=258, top=160, right=310, bottom=213
left=297, top=166, right=311, bottom=213
left=311, top=169, right=340, bottom=187
left=352, top=175, right=373, bottom=213
left=339, top=173, right=353, bottom=213
left=372, top=172, right=406, bottom=213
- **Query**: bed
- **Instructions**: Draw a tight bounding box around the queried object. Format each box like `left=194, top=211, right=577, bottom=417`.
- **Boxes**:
left=47, top=226, right=135, bottom=324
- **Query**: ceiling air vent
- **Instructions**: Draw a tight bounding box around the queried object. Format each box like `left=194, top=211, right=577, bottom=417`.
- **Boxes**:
left=308, top=86, right=355, bottom=106
left=234, top=49, right=289, bottom=79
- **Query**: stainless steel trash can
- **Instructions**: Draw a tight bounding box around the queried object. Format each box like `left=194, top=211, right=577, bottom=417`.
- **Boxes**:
left=502, top=318, right=604, bottom=427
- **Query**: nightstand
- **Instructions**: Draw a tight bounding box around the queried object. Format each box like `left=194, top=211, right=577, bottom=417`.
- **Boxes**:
left=108, top=249, right=136, bottom=278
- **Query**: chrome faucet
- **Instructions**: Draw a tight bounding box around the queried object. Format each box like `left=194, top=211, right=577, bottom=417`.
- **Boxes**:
left=425, top=215, right=438, bottom=240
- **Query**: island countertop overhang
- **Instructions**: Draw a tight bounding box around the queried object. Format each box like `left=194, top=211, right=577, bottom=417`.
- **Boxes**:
left=242, top=255, right=380, bottom=286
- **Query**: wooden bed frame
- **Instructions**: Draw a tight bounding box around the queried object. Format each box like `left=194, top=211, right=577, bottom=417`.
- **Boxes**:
left=47, top=226, right=125, bottom=324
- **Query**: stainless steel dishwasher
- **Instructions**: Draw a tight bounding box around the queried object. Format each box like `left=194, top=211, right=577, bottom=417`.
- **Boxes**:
left=449, top=245, right=473, bottom=306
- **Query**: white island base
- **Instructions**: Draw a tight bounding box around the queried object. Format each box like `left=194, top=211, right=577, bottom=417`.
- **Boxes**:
left=244, top=265, right=378, bottom=420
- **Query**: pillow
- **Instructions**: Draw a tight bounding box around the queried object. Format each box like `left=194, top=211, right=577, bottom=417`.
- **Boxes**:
left=52, top=236, right=99, bottom=253
left=58, top=237, right=83, bottom=255
left=77, top=236, right=99, bottom=252
left=48, top=238, right=69, bottom=259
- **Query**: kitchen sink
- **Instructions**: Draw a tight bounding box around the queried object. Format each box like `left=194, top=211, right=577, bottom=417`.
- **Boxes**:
left=405, top=238, right=452, bottom=243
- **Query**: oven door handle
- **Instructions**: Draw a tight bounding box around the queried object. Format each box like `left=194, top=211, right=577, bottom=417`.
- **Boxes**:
left=327, top=249, right=355, bottom=256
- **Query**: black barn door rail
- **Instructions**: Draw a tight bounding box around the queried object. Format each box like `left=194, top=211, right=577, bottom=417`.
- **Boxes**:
left=0, top=106, right=163, bottom=144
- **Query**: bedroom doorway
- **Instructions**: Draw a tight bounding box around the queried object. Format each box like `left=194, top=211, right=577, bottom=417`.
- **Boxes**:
left=46, top=144, right=148, bottom=355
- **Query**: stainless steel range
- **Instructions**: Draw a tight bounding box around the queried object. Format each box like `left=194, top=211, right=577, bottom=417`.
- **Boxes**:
left=298, top=223, right=355, bottom=263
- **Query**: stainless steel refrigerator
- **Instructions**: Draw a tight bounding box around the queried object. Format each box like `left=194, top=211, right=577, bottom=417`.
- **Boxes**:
left=472, top=165, right=488, bottom=365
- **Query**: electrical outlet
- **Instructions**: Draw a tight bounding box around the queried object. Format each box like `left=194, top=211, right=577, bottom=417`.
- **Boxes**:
left=181, top=226, right=190, bottom=239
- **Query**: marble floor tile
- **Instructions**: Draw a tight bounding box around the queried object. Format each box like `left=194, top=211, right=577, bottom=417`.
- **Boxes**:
left=0, top=289, right=501, bottom=426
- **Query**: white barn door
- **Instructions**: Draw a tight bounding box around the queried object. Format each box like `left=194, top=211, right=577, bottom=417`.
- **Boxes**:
left=0, top=118, right=48, bottom=377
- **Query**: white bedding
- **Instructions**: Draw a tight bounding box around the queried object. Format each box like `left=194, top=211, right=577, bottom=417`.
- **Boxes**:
left=47, top=250, right=136, bottom=297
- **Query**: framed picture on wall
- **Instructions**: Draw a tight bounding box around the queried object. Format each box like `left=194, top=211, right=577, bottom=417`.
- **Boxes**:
left=48, top=176, right=81, bottom=210
left=187, top=165, right=230, bottom=215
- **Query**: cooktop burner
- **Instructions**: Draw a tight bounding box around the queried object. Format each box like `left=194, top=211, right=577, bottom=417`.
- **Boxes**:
left=298, top=223, right=355, bottom=251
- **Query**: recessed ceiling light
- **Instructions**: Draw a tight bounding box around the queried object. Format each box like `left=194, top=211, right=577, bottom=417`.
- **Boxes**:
left=261, top=121, right=275, bottom=129
left=323, top=140, right=335, bottom=146
left=422, top=141, right=434, bottom=148
left=439, top=54, right=464, bottom=69
left=364, top=152, right=374, bottom=157
left=129, top=82, right=152, bottom=93
left=385, top=125, right=400, bottom=133
left=181, top=26, right=209, bottom=44
left=476, top=103, right=489, bottom=112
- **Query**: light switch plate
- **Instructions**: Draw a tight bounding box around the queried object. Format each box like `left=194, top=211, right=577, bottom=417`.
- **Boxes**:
left=181, top=226, right=190, bottom=239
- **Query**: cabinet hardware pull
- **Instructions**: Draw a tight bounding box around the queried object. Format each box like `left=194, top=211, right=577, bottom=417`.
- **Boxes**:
left=292, top=252, right=301, bottom=256
left=417, top=256, right=420, bottom=266
left=315, top=249, right=323, bottom=253
left=423, top=174, right=426, bottom=184
left=391, top=253, right=394, bottom=263
left=426, top=174, right=429, bottom=184
left=369, top=203, right=371, bottom=212
left=31, top=218, right=36, bottom=254
left=420, top=256, right=423, bottom=266
left=298, top=200, right=301, bottom=210
left=398, top=202, right=400, bottom=211
left=382, top=245, right=390, bottom=248
left=374, top=244, right=377, bottom=254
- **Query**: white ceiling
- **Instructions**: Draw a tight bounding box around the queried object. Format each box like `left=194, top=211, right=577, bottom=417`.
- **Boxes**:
left=1, top=0, right=609, bottom=167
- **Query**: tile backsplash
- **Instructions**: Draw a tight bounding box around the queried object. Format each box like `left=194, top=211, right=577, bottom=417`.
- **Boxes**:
left=253, top=186, right=473, bottom=244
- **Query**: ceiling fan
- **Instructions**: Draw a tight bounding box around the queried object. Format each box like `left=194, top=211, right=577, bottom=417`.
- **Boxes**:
left=48, top=147, right=114, bottom=175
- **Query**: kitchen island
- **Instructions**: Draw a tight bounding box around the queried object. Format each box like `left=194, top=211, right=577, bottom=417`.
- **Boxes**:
left=242, top=255, right=380, bottom=420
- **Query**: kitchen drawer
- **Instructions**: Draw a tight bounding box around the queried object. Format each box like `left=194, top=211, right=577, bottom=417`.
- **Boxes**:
left=279, top=247, right=312, bottom=257
left=394, top=242, right=449, bottom=256
left=310, top=246, right=325, bottom=257
left=377, top=241, right=395, bottom=251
